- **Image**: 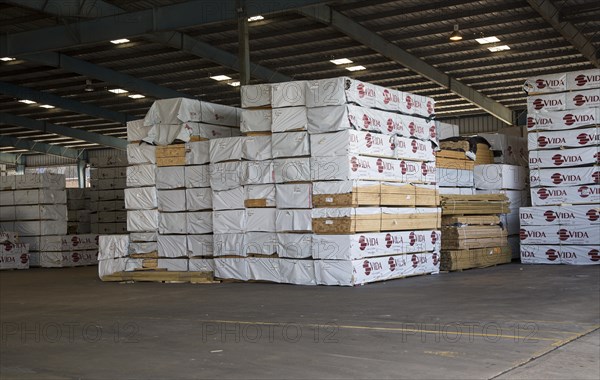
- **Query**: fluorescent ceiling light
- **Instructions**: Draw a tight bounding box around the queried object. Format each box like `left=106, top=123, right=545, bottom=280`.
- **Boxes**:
left=476, top=36, right=500, bottom=44
left=210, top=75, right=232, bottom=81
left=18, top=99, right=36, bottom=104
left=110, top=38, right=130, bottom=44
left=488, top=45, right=510, bottom=52
left=248, top=15, right=264, bottom=22
left=330, top=58, right=353, bottom=65
left=1, top=57, right=16, bottom=62
left=128, top=94, right=145, bottom=99
left=108, top=88, right=128, bottom=94
left=345, top=65, right=366, bottom=72
left=39, top=104, right=55, bottom=109
left=228, top=81, right=241, bottom=87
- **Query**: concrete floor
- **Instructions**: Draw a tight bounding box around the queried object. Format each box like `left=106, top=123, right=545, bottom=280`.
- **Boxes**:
left=1, top=263, right=598, bottom=380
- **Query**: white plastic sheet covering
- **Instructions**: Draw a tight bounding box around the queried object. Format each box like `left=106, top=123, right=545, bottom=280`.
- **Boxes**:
left=127, top=119, right=151, bottom=141
left=212, top=187, right=245, bottom=210
left=200, top=101, right=240, bottom=127
left=245, top=184, right=276, bottom=207
left=310, top=155, right=400, bottom=182
left=501, top=213, right=520, bottom=235
left=157, top=235, right=188, bottom=258
left=1, top=221, right=67, bottom=236
left=437, top=168, right=474, bottom=188
left=19, top=234, right=98, bottom=252
left=1, top=189, right=66, bottom=206
left=436, top=121, right=459, bottom=140
left=312, top=180, right=377, bottom=195
left=156, top=258, right=189, bottom=271
left=156, top=166, right=186, bottom=189
left=527, top=92, right=568, bottom=113
left=213, top=233, right=246, bottom=256
left=185, top=141, right=210, bottom=165
left=246, top=208, right=276, bottom=232
left=127, top=144, right=156, bottom=165
left=0, top=204, right=66, bottom=221
left=520, top=205, right=600, bottom=226
left=209, top=137, right=244, bottom=163
left=215, top=257, right=249, bottom=280
left=1, top=242, right=30, bottom=255
left=0, top=232, right=18, bottom=244
left=521, top=244, right=599, bottom=265
left=124, top=187, right=158, bottom=210
left=126, top=164, right=156, bottom=187
left=566, top=88, right=600, bottom=110
left=566, top=68, right=600, bottom=90
left=530, top=167, right=600, bottom=188
left=310, top=130, right=395, bottom=158
left=241, top=83, right=271, bottom=108
left=396, top=136, right=435, bottom=162
left=98, top=235, right=129, bottom=260
left=245, top=232, right=278, bottom=255
left=0, top=252, right=29, bottom=270
left=130, top=232, right=158, bottom=242
left=247, top=258, right=281, bottom=283
left=159, top=212, right=187, bottom=234
left=523, top=72, right=567, bottom=94
left=143, top=124, right=191, bottom=145
left=129, top=242, right=157, bottom=255
left=185, top=188, right=213, bottom=211
left=312, top=207, right=381, bottom=219
left=527, top=127, right=600, bottom=150
left=0, top=173, right=65, bottom=191
left=478, top=133, right=528, bottom=166
left=185, top=165, right=211, bottom=189
left=89, top=152, right=128, bottom=168
left=279, top=259, right=317, bottom=285
left=529, top=146, right=599, bottom=169
left=275, top=183, right=312, bottom=209
left=188, top=258, right=215, bottom=272
left=271, top=107, right=308, bottom=132
left=209, top=161, right=242, bottom=191
left=243, top=135, right=272, bottom=160
left=474, top=164, right=527, bottom=190
left=275, top=209, right=312, bottom=232
left=277, top=233, right=312, bottom=258
left=271, top=132, right=310, bottom=158
left=273, top=158, right=310, bottom=183
left=187, top=235, right=214, bottom=257
left=186, top=211, right=213, bottom=234
left=240, top=109, right=271, bottom=133
left=241, top=160, right=274, bottom=185
left=158, top=189, right=187, bottom=212
left=144, top=98, right=202, bottom=125
left=189, top=122, right=236, bottom=139
left=520, top=224, right=598, bottom=245
left=213, top=210, right=247, bottom=233
left=127, top=209, right=159, bottom=232
left=527, top=108, right=600, bottom=132
left=98, top=257, right=144, bottom=278
left=305, top=77, right=376, bottom=108
left=271, top=81, right=307, bottom=108
left=36, top=250, right=98, bottom=268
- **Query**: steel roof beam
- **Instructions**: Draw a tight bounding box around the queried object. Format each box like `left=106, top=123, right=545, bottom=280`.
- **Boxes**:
left=0, top=135, right=85, bottom=160
left=299, top=5, right=514, bottom=125
left=0, top=81, right=134, bottom=124
left=527, top=0, right=599, bottom=68
left=0, top=112, right=127, bottom=150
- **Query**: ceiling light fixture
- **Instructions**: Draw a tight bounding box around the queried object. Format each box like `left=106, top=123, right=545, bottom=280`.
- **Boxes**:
left=488, top=45, right=511, bottom=52
left=110, top=38, right=130, bottom=44
left=345, top=65, right=366, bottom=72
left=40, top=104, right=55, bottom=109
left=18, top=99, right=36, bottom=104
left=1, top=57, right=16, bottom=62
left=84, top=79, right=94, bottom=92
left=475, top=36, right=500, bottom=44
left=247, top=15, right=264, bottom=22
left=210, top=75, right=232, bottom=81
left=128, top=94, right=145, bottom=99
left=449, top=24, right=462, bottom=41
left=330, top=58, right=353, bottom=65
left=108, top=88, right=128, bottom=94
left=228, top=81, right=241, bottom=87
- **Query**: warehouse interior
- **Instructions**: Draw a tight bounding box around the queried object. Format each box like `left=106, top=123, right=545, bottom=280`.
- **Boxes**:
left=1, top=0, right=599, bottom=379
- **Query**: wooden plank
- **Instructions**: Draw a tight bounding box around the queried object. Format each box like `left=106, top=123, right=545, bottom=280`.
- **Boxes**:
left=436, top=150, right=469, bottom=160
left=440, top=140, right=470, bottom=151
left=156, top=156, right=186, bottom=167
left=312, top=215, right=381, bottom=234
left=243, top=131, right=272, bottom=136
left=381, top=213, right=441, bottom=231
left=189, top=136, right=208, bottom=142
left=442, top=215, right=500, bottom=225
left=440, top=246, right=511, bottom=271
left=244, top=199, right=272, bottom=208
left=100, top=271, right=218, bottom=283
left=155, top=145, right=186, bottom=158
left=415, top=187, right=440, bottom=207
left=436, top=158, right=474, bottom=170
left=441, top=236, right=508, bottom=250
left=442, top=225, right=505, bottom=240
left=130, top=252, right=158, bottom=259
left=313, top=184, right=381, bottom=207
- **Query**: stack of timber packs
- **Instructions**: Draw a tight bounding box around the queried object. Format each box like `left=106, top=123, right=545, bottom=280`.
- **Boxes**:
left=0, top=231, right=30, bottom=270
left=89, top=151, right=128, bottom=235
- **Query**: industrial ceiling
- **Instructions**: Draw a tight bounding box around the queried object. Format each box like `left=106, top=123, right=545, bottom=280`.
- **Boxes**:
left=0, top=0, right=598, bottom=159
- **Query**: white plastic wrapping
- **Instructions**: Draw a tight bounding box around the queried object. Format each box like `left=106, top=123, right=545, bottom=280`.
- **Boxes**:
left=395, top=136, right=435, bottom=162
left=187, top=235, right=214, bottom=257
left=271, top=107, right=308, bottom=132
left=213, top=210, right=247, bottom=233
left=275, top=209, right=312, bottom=232
left=241, top=160, right=274, bottom=185
left=437, top=168, right=474, bottom=188
left=0, top=204, right=66, bottom=221
left=519, top=224, right=598, bottom=245
left=527, top=108, right=599, bottom=132
left=188, top=258, right=215, bottom=272
left=213, top=233, right=247, bottom=256
left=566, top=68, right=600, bottom=91
left=523, top=72, right=567, bottom=94
left=305, top=77, right=376, bottom=108
left=144, top=98, right=202, bottom=125
left=271, top=131, right=310, bottom=158
left=246, top=208, right=276, bottom=232
left=242, top=135, right=272, bottom=160
left=127, top=209, right=159, bottom=232
left=478, top=133, right=528, bottom=166
left=200, top=101, right=240, bottom=127
left=245, top=184, right=276, bottom=207
left=474, top=164, right=527, bottom=190
left=241, top=84, right=271, bottom=108
left=311, top=130, right=395, bottom=158
left=98, top=235, right=129, bottom=260
left=127, top=144, right=156, bottom=165
left=215, top=257, right=249, bottom=280
left=529, top=166, right=598, bottom=187
left=278, top=259, right=316, bottom=286
left=310, top=155, right=400, bottom=182
left=157, top=235, right=188, bottom=258
left=476, top=189, right=529, bottom=211
left=89, top=152, right=128, bottom=167
left=1, top=221, right=67, bottom=236
left=35, top=250, right=98, bottom=268
left=277, top=233, right=312, bottom=258
left=157, top=258, right=189, bottom=271
left=247, top=258, right=281, bottom=283
left=437, top=121, right=459, bottom=140
left=209, top=137, right=244, bottom=163
left=185, top=141, right=210, bottom=165
left=99, top=257, right=144, bottom=278
left=275, top=183, right=312, bottom=209
left=143, top=123, right=191, bottom=145
left=185, top=188, right=213, bottom=211
left=527, top=92, right=567, bottom=113
left=157, top=189, right=187, bottom=212
left=529, top=146, right=599, bottom=169
left=566, top=88, right=600, bottom=110
left=527, top=127, right=600, bottom=150
left=189, top=122, right=237, bottom=139
left=273, top=158, right=311, bottom=183
left=519, top=205, right=600, bottom=226
left=272, top=81, right=307, bottom=108
left=185, top=165, right=211, bottom=188
left=159, top=212, right=187, bottom=234
left=521, top=244, right=599, bottom=265
left=186, top=211, right=213, bottom=234
left=0, top=252, right=29, bottom=270
left=156, top=166, right=186, bottom=189
left=126, top=164, right=156, bottom=187
left=0, top=189, right=66, bottom=206
left=0, top=173, right=65, bottom=191
left=209, top=161, right=242, bottom=191
left=245, top=232, right=278, bottom=255
left=0, top=231, right=19, bottom=244
left=240, top=109, right=271, bottom=133
left=127, top=119, right=151, bottom=141
left=130, top=232, right=158, bottom=242
left=129, top=242, right=157, bottom=255
left=19, top=234, right=98, bottom=252
left=212, top=187, right=245, bottom=210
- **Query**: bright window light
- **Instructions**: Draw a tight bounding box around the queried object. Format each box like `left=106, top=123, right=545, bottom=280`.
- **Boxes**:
left=1, top=57, right=16, bottom=62
left=476, top=36, right=500, bottom=44
left=128, top=94, right=145, bottom=99
left=40, top=104, right=55, bottom=109
left=210, top=75, right=232, bottom=81
left=18, top=99, right=36, bottom=104
left=248, top=15, right=264, bottom=22
left=345, top=65, right=366, bottom=72
left=330, top=58, right=353, bottom=65
left=110, top=38, right=130, bottom=44
left=108, top=88, right=128, bottom=94
left=488, top=45, right=510, bottom=52
left=228, top=81, right=241, bottom=87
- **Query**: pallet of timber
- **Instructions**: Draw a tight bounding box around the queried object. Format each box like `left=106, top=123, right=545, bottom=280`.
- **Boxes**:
left=313, top=182, right=380, bottom=207
left=380, top=210, right=441, bottom=231
left=442, top=215, right=501, bottom=226
left=100, top=271, right=217, bottom=283
left=442, top=225, right=505, bottom=240
left=441, top=246, right=511, bottom=271
left=415, top=186, right=440, bottom=207
left=312, top=208, right=381, bottom=234
left=475, top=148, right=494, bottom=165
left=436, top=150, right=469, bottom=160
left=441, top=194, right=509, bottom=215
left=441, top=236, right=508, bottom=250
left=436, top=157, right=475, bottom=170
left=156, top=144, right=187, bottom=167
left=379, top=183, right=415, bottom=207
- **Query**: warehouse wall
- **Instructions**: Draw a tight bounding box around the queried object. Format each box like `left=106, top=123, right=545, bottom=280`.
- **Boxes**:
left=24, top=148, right=123, bottom=167
left=438, top=114, right=509, bottom=135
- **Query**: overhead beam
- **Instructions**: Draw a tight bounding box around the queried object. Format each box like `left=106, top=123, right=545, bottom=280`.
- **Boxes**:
left=0, top=135, right=85, bottom=160
left=527, top=0, right=600, bottom=68
left=0, top=81, right=134, bottom=124
left=3, top=0, right=122, bottom=18
left=0, top=0, right=332, bottom=57
left=299, top=5, right=514, bottom=125
left=0, top=112, right=127, bottom=150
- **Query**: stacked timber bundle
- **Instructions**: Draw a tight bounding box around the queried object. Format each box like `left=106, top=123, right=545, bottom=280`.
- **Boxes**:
left=0, top=231, right=30, bottom=270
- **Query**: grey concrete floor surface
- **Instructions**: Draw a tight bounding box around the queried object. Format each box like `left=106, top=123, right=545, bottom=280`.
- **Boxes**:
left=0, top=263, right=598, bottom=380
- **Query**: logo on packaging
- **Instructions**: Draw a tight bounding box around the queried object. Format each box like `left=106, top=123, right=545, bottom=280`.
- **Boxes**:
left=351, top=156, right=359, bottom=172
left=20, top=254, right=28, bottom=264
left=385, top=233, right=393, bottom=248
left=427, top=101, right=434, bottom=115
left=399, top=160, right=408, bottom=175
left=411, top=254, right=419, bottom=268
left=72, top=252, right=80, bottom=263
left=544, top=210, right=557, bottom=222
left=587, top=209, right=599, bottom=222
left=365, top=133, right=373, bottom=148
left=431, top=231, right=438, bottom=245
left=421, top=162, right=429, bottom=176
left=376, top=158, right=384, bottom=173
left=432, top=252, right=439, bottom=266
left=546, top=249, right=558, bottom=261
left=589, top=249, right=600, bottom=262
left=388, top=256, right=396, bottom=271
left=406, top=96, right=413, bottom=110
left=573, top=94, right=600, bottom=107
left=363, top=260, right=372, bottom=275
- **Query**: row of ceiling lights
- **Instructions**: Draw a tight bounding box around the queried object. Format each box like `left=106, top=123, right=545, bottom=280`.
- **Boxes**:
left=449, top=25, right=511, bottom=52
